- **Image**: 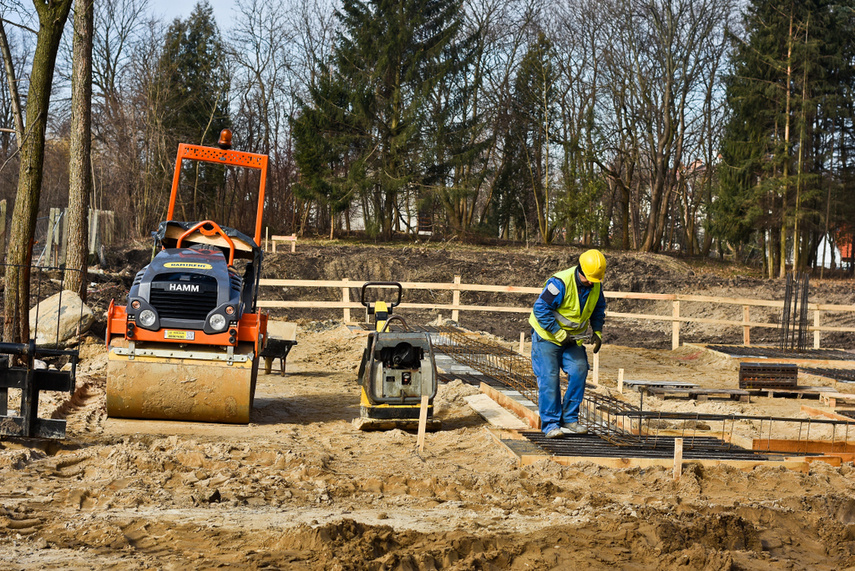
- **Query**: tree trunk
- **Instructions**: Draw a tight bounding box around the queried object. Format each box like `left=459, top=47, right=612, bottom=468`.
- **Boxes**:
left=66, top=0, right=94, bottom=301
left=2, top=0, right=74, bottom=344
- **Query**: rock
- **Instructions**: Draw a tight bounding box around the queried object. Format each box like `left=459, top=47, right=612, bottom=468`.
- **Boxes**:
left=29, top=291, right=95, bottom=347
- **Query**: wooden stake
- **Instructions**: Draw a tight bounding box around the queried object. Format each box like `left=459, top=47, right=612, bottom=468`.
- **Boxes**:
left=673, top=438, right=683, bottom=481
left=519, top=331, right=525, bottom=354
left=451, top=276, right=461, bottom=322
left=592, top=351, right=599, bottom=386
left=417, top=395, right=429, bottom=453
left=342, top=277, right=350, bottom=323
left=672, top=300, right=681, bottom=350
left=618, top=368, right=624, bottom=393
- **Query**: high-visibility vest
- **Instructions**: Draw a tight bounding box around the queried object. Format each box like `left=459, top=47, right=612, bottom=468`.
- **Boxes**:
left=529, top=266, right=601, bottom=345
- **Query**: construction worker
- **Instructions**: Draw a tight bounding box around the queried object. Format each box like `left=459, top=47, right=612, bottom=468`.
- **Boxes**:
left=529, top=249, right=606, bottom=438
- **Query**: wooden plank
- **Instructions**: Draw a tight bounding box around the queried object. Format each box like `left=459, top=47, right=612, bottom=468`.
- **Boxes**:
left=624, top=380, right=697, bottom=387
left=542, top=455, right=810, bottom=473
left=673, top=438, right=683, bottom=481
left=484, top=429, right=547, bottom=464
left=270, top=234, right=297, bottom=253
left=480, top=382, right=539, bottom=429
left=801, top=404, right=855, bottom=422
left=751, top=438, right=855, bottom=454
left=820, top=392, right=855, bottom=408
left=416, top=395, right=429, bottom=453
left=464, top=394, right=529, bottom=430
left=253, top=278, right=855, bottom=314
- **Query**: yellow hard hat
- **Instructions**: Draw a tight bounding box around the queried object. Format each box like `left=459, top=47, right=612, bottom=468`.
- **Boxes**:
left=579, top=249, right=606, bottom=283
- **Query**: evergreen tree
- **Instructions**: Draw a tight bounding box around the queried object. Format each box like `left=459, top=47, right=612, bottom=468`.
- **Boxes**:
left=716, top=0, right=855, bottom=274
left=293, top=0, right=476, bottom=239
left=158, top=1, right=231, bottom=223
left=292, top=62, right=359, bottom=238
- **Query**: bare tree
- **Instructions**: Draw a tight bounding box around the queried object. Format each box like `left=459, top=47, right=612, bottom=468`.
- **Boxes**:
left=3, top=0, right=73, bottom=344
left=65, top=0, right=94, bottom=300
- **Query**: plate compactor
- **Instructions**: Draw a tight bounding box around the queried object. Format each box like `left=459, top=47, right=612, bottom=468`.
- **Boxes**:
left=105, top=130, right=268, bottom=424
left=355, top=282, right=440, bottom=431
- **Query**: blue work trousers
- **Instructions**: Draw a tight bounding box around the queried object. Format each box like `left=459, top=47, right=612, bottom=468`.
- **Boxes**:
left=531, top=330, right=589, bottom=435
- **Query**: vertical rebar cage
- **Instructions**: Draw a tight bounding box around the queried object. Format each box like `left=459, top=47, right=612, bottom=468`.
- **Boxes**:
left=781, top=272, right=810, bottom=352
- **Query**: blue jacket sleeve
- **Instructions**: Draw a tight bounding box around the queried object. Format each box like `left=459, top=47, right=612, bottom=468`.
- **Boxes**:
left=532, top=277, right=565, bottom=334
left=589, top=289, right=606, bottom=333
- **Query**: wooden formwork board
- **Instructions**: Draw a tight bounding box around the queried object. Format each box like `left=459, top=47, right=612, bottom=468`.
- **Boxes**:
left=801, top=404, right=855, bottom=422
left=479, top=382, right=540, bottom=429
left=484, top=428, right=819, bottom=472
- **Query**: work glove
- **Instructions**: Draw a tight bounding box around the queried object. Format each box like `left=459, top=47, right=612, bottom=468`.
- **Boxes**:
left=590, top=331, right=602, bottom=354
left=554, top=329, right=569, bottom=345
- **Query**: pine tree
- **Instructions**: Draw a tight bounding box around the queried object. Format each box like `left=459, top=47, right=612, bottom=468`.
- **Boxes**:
left=716, top=0, right=854, bottom=274
left=293, top=0, right=476, bottom=239
left=158, top=1, right=231, bottom=223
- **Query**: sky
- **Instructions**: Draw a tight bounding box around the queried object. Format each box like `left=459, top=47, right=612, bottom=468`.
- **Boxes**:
left=148, top=0, right=236, bottom=30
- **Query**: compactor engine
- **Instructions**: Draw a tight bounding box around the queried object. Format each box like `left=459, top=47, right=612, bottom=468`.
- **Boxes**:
left=355, top=282, right=440, bottom=431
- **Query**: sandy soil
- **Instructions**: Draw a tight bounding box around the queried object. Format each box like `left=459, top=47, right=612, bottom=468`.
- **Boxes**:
left=0, top=322, right=854, bottom=570
left=1, top=243, right=854, bottom=569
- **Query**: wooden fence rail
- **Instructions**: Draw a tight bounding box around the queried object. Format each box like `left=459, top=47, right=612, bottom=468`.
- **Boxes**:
left=258, top=277, right=855, bottom=350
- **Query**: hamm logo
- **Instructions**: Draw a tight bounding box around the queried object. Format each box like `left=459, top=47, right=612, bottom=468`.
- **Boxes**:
left=163, top=262, right=212, bottom=270
left=167, top=283, right=201, bottom=293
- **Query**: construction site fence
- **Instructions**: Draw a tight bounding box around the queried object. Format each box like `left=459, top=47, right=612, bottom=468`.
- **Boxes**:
left=257, top=277, right=855, bottom=350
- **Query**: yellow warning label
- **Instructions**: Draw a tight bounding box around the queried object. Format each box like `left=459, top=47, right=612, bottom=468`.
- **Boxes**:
left=164, top=330, right=195, bottom=340
left=164, top=262, right=212, bottom=270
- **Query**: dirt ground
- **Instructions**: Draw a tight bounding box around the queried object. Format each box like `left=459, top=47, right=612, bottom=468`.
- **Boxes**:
left=2, top=242, right=855, bottom=569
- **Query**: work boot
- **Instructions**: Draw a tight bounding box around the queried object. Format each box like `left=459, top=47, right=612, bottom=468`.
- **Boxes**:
left=545, top=428, right=565, bottom=439
left=561, top=422, right=588, bottom=435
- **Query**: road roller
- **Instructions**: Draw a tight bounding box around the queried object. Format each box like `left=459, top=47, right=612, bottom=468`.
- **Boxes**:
left=105, top=130, right=268, bottom=423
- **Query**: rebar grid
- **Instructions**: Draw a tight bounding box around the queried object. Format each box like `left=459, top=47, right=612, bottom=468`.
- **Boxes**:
left=585, top=403, right=855, bottom=455
left=428, top=326, right=855, bottom=454
left=430, top=326, right=539, bottom=403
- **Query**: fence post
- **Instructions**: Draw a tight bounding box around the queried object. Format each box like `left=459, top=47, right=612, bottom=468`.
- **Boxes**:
left=671, top=300, right=680, bottom=350
left=44, top=208, right=56, bottom=265
left=814, top=309, right=821, bottom=349
left=59, top=208, right=69, bottom=266
left=342, top=278, right=350, bottom=323
left=742, top=305, right=751, bottom=346
left=452, top=275, right=461, bottom=322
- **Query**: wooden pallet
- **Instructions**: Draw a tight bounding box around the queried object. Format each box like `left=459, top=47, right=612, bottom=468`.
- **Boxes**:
left=819, top=392, right=855, bottom=408
left=746, top=386, right=836, bottom=400
left=624, top=380, right=698, bottom=392
left=643, top=386, right=750, bottom=402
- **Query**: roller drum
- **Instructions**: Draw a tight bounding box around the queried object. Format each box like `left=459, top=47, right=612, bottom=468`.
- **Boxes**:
left=106, top=342, right=259, bottom=424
